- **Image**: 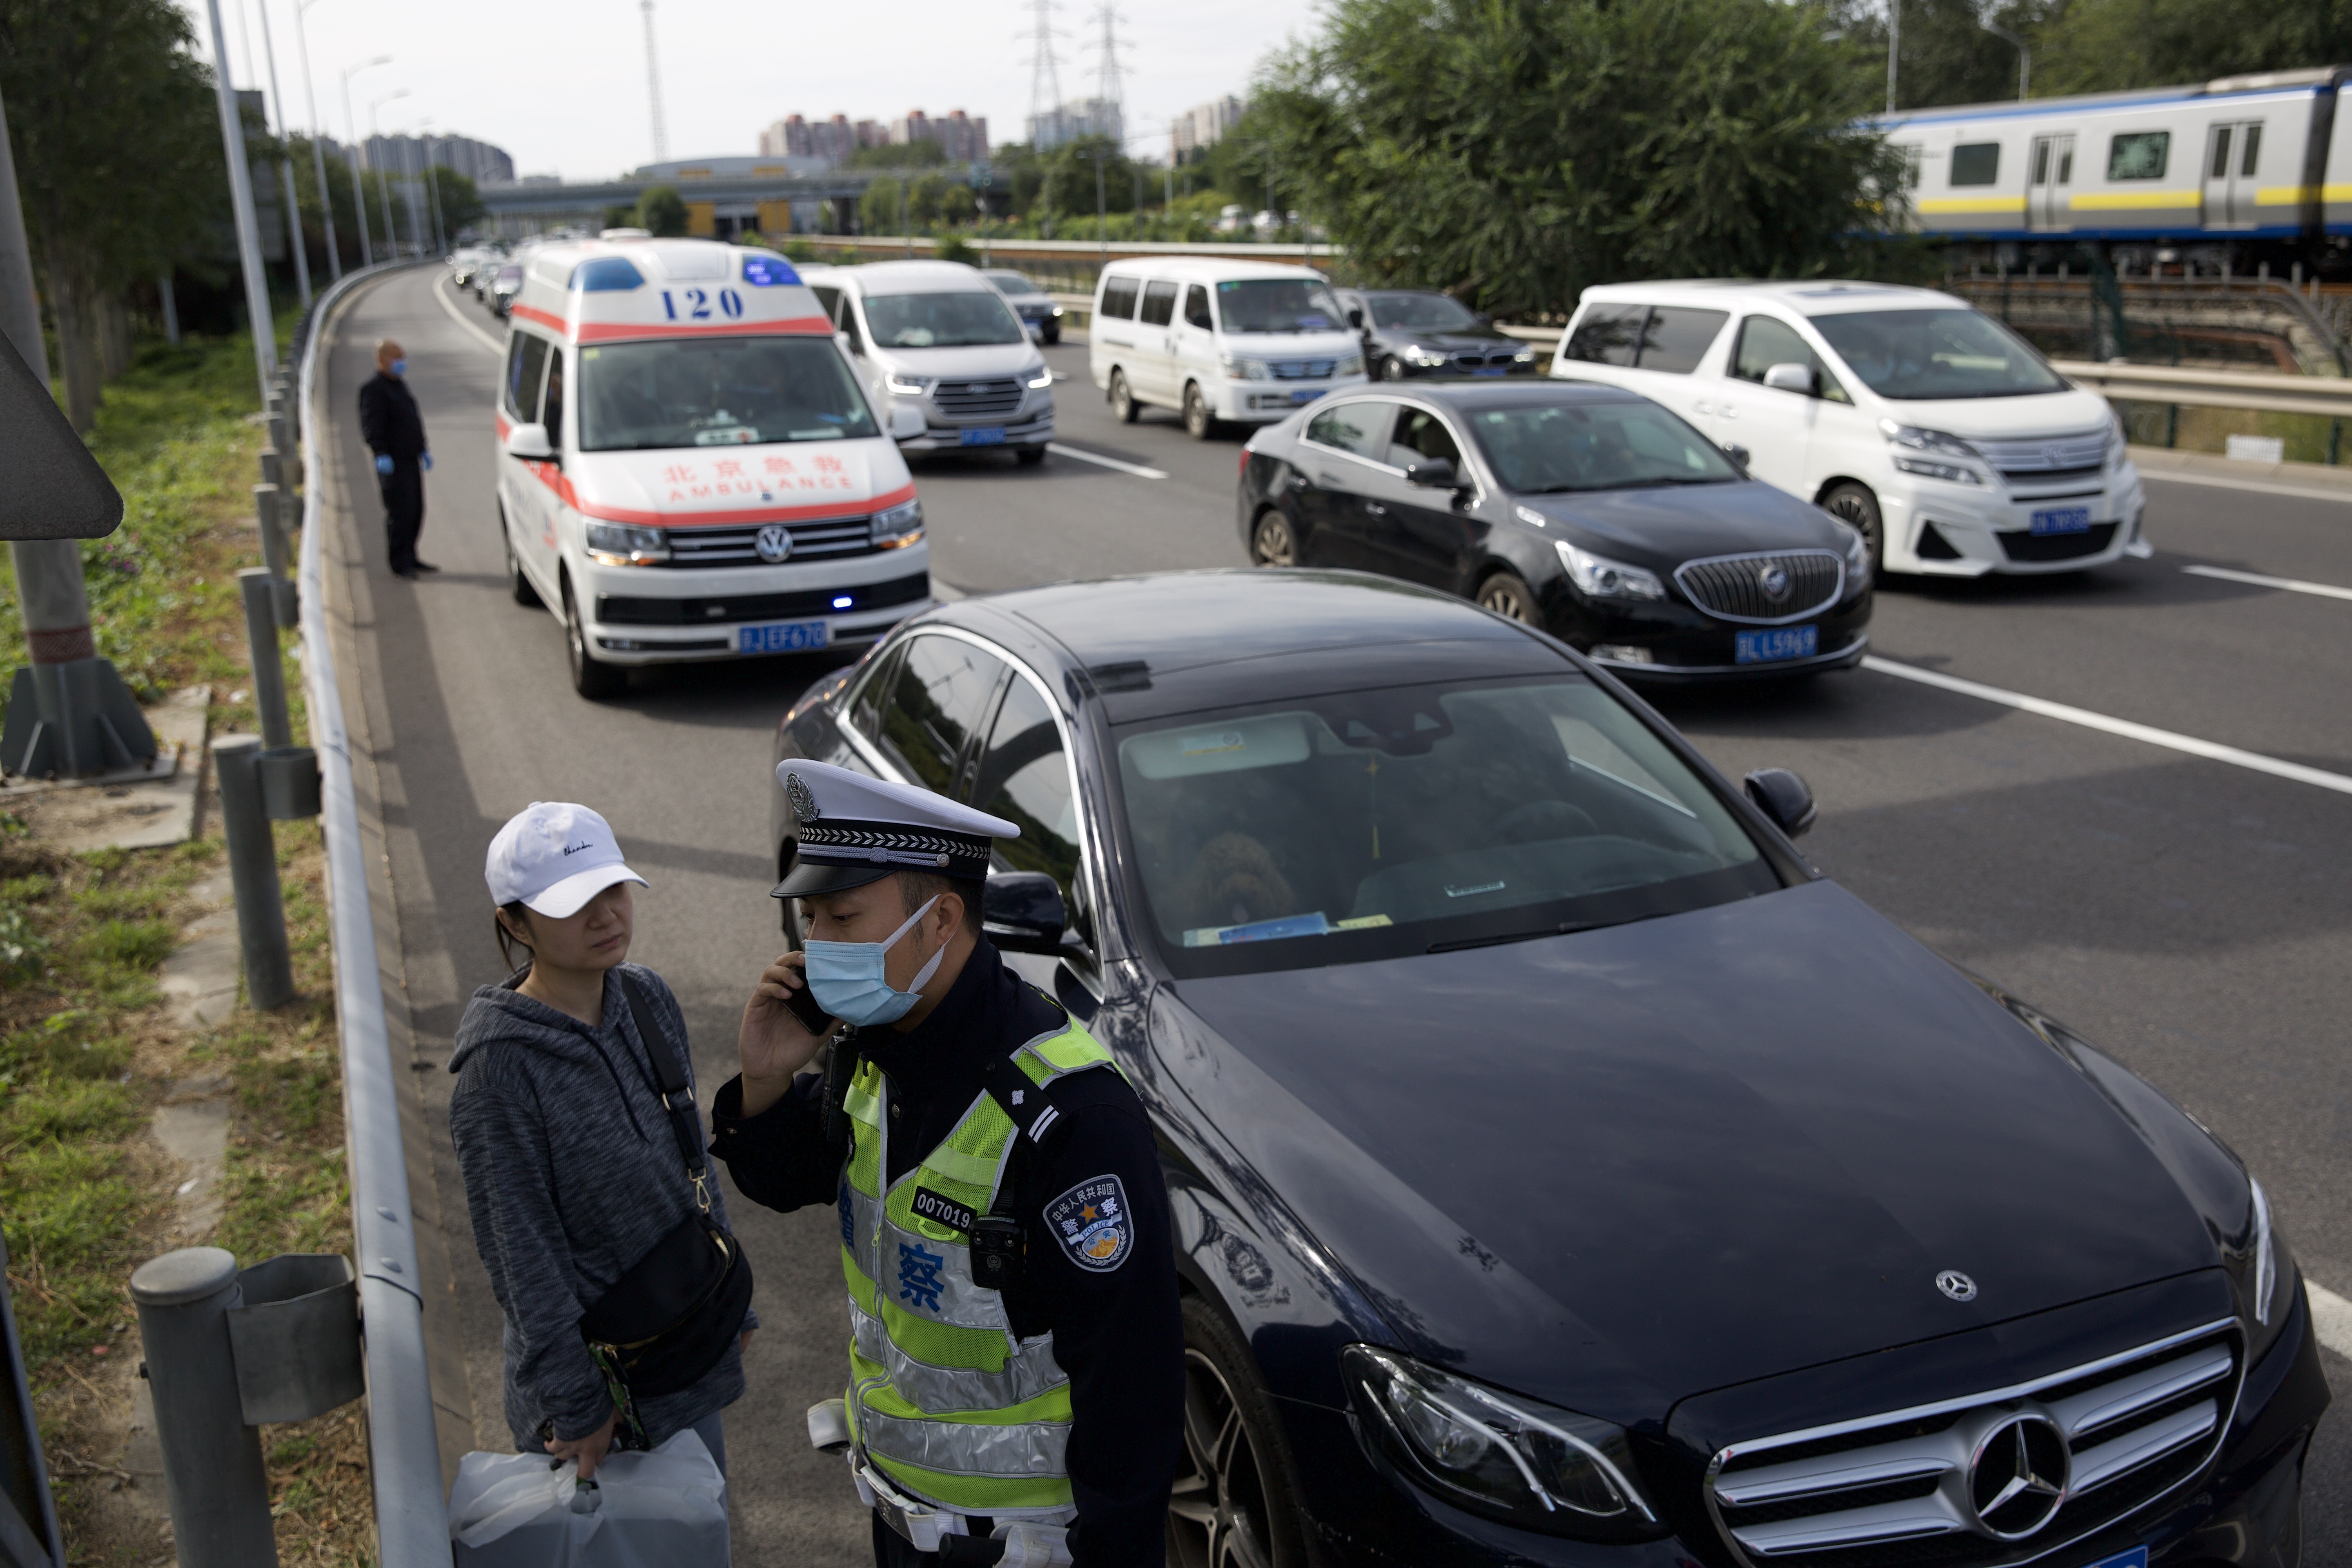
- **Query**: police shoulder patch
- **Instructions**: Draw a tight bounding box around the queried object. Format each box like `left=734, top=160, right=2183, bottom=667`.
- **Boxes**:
left=1044, top=1174, right=1133, bottom=1273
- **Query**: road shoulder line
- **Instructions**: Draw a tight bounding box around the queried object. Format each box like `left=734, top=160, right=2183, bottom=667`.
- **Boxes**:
left=2183, top=563, right=2352, bottom=602
left=2307, top=1280, right=2352, bottom=1361
left=433, top=272, right=506, bottom=355
left=1860, top=655, right=2352, bottom=796
left=1045, top=442, right=1169, bottom=479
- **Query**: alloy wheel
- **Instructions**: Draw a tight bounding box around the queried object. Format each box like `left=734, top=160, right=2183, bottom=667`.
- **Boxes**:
left=1251, top=513, right=1297, bottom=568
left=1821, top=483, right=1884, bottom=569
left=1478, top=574, right=1536, bottom=622
left=1381, top=356, right=1405, bottom=381
left=1167, top=1350, right=1278, bottom=1568
left=1111, top=371, right=1138, bottom=424
left=1185, top=384, right=1215, bottom=440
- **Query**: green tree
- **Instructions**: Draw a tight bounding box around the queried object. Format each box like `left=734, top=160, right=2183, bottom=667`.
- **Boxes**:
left=862, top=172, right=904, bottom=234
left=433, top=166, right=487, bottom=234
left=636, top=184, right=688, bottom=236
left=2034, top=0, right=2352, bottom=94
left=1248, top=0, right=1906, bottom=320
left=847, top=138, right=949, bottom=171
left=1836, top=0, right=2051, bottom=109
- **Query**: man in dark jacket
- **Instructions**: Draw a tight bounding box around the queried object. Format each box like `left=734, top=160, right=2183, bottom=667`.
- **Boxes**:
left=356, top=338, right=438, bottom=578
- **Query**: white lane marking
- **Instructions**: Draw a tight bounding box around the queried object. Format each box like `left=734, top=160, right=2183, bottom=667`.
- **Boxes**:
left=1860, top=655, right=2352, bottom=797
left=2183, top=563, right=2352, bottom=602
left=2140, top=467, right=2352, bottom=506
left=1044, top=443, right=1167, bottom=480
left=433, top=272, right=505, bottom=355
left=2307, top=1280, right=2352, bottom=1360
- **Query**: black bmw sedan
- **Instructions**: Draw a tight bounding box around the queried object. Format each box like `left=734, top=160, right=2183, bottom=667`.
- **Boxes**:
left=1336, top=287, right=1542, bottom=380
left=1239, top=381, right=1872, bottom=680
left=768, top=571, right=2326, bottom=1568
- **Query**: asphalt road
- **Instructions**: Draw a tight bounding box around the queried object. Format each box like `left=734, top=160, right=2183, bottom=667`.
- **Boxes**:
left=329, top=264, right=2352, bottom=1559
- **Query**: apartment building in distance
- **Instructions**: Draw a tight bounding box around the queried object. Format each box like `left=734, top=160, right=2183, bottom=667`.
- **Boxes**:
left=1171, top=96, right=1245, bottom=164
left=759, top=109, right=988, bottom=167
left=1028, top=98, right=1122, bottom=152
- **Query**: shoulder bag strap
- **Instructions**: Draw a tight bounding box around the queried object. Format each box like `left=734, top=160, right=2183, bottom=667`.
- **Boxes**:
left=618, top=972, right=716, bottom=1215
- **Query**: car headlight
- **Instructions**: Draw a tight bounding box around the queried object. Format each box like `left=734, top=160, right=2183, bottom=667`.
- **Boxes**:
left=1840, top=521, right=1871, bottom=586
left=1880, top=419, right=1987, bottom=486
left=1050, top=305, right=1065, bottom=317
left=1221, top=354, right=1271, bottom=381
left=2106, top=412, right=2128, bottom=471
left=1403, top=344, right=1450, bottom=368
left=1337, top=352, right=1365, bottom=376
left=1513, top=347, right=1537, bottom=364
left=1342, top=1346, right=1662, bottom=1542
left=870, top=497, right=924, bottom=548
left=2232, top=1176, right=2295, bottom=1364
left=584, top=521, right=669, bottom=566
left=884, top=373, right=935, bottom=398
left=1556, top=539, right=1666, bottom=601
left=1026, top=367, right=1054, bottom=390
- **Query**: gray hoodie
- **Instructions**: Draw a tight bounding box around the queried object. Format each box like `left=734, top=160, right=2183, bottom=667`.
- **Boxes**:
left=448, top=962, right=752, bottom=1451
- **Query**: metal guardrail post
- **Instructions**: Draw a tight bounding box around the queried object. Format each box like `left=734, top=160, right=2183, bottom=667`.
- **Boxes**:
left=128, top=1249, right=278, bottom=1568
left=254, top=481, right=287, bottom=580
left=239, top=569, right=294, bottom=750
left=213, top=735, right=294, bottom=1010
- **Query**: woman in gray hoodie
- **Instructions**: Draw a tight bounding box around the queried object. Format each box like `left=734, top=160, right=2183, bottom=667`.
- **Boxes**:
left=448, top=801, right=753, bottom=1480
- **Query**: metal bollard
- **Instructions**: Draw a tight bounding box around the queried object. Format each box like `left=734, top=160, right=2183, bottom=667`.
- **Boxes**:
left=238, top=570, right=293, bottom=751
left=129, top=1248, right=278, bottom=1568
left=258, top=445, right=283, bottom=497
left=212, top=737, right=294, bottom=1010
left=254, top=482, right=287, bottom=579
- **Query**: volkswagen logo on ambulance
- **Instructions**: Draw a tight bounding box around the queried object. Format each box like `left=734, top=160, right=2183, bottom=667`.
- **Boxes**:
left=755, top=523, right=795, bottom=564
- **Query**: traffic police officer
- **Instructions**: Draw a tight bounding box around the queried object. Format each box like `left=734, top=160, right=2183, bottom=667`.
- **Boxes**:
left=710, top=761, right=1182, bottom=1566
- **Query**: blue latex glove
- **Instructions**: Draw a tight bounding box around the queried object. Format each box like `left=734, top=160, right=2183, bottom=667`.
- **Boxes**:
left=374, top=453, right=393, bottom=475
left=421, top=452, right=433, bottom=472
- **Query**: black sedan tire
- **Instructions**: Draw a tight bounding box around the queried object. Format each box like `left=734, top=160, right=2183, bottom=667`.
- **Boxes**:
left=1167, top=1294, right=1311, bottom=1568
left=1110, top=370, right=1139, bottom=424
left=563, top=578, right=624, bottom=700
left=1185, top=383, right=1220, bottom=441
left=1249, top=510, right=1298, bottom=568
left=1820, top=481, right=1885, bottom=573
left=1044, top=327, right=1060, bottom=345
left=1475, top=570, right=1539, bottom=624
left=1379, top=355, right=1406, bottom=381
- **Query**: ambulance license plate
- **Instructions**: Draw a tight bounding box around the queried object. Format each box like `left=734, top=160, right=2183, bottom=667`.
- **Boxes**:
left=738, top=619, right=830, bottom=655
left=2030, top=506, right=2091, bottom=535
left=960, top=427, right=1007, bottom=446
left=1735, top=626, right=1817, bottom=665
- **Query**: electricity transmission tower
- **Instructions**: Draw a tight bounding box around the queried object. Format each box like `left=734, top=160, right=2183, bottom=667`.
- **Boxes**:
left=641, top=0, right=669, bottom=163
left=1090, top=3, right=1127, bottom=138
left=1026, top=0, right=1065, bottom=145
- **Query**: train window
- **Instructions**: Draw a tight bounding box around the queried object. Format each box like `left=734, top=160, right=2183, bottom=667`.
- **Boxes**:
left=2108, top=131, right=2170, bottom=181
left=2211, top=129, right=2233, bottom=179
left=2242, top=125, right=2263, bottom=176
left=1951, top=143, right=2000, bottom=187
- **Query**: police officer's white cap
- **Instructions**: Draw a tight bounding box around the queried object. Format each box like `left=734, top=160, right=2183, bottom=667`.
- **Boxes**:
left=485, top=801, right=648, bottom=918
left=773, top=759, right=1018, bottom=898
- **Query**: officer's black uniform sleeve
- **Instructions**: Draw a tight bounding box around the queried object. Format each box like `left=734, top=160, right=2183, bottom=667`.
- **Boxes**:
left=708, top=1071, right=837, bottom=1213
left=1025, top=1083, right=1183, bottom=1567
left=357, top=379, right=389, bottom=454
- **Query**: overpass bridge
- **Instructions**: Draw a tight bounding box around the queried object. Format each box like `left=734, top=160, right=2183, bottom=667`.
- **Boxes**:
left=478, top=166, right=908, bottom=238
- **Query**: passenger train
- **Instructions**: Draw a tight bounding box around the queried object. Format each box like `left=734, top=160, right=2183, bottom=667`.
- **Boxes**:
left=1882, top=65, right=2352, bottom=257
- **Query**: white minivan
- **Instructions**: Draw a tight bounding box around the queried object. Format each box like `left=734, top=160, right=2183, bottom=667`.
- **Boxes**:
left=1089, top=258, right=1365, bottom=438
left=494, top=237, right=932, bottom=699
left=1552, top=281, right=2149, bottom=575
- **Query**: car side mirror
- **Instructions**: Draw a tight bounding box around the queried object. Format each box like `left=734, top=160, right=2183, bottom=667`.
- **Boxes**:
left=505, top=421, right=554, bottom=461
left=1346, top=307, right=1364, bottom=329
left=983, top=871, right=1067, bottom=954
left=889, top=403, right=926, bottom=441
left=1721, top=443, right=1751, bottom=472
left=1405, top=457, right=1459, bottom=489
left=1744, top=768, right=1817, bottom=838
left=837, top=330, right=863, bottom=358
left=1762, top=361, right=1817, bottom=395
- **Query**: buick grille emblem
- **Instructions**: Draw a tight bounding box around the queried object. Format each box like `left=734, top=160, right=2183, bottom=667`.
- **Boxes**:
left=755, top=523, right=794, bottom=564
left=1758, top=564, right=1792, bottom=601
left=784, top=772, right=820, bottom=824
left=1966, top=1412, right=2069, bottom=1539
left=1937, top=1269, right=1978, bottom=1302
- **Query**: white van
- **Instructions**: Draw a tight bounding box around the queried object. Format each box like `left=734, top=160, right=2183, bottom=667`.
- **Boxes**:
left=1552, top=281, right=2149, bottom=575
left=494, top=237, right=932, bottom=699
left=1089, top=258, right=1365, bottom=438
left=797, top=261, right=1055, bottom=463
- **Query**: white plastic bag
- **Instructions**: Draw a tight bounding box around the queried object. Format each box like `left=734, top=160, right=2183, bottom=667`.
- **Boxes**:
left=449, top=1428, right=730, bottom=1567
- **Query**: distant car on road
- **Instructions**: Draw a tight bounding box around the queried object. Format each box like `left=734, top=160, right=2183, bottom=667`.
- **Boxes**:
left=1334, top=287, right=1540, bottom=381
left=487, top=263, right=524, bottom=317
left=983, top=269, right=1064, bottom=344
left=1239, top=380, right=1871, bottom=679
left=769, top=570, right=2325, bottom=1568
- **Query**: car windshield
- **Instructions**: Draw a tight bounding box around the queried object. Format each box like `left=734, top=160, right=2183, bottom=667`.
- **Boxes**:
left=1216, top=278, right=1346, bottom=334
left=984, top=271, right=1039, bottom=295
left=577, top=336, right=879, bottom=451
left=1809, top=308, right=2067, bottom=400
left=1115, top=676, right=1776, bottom=978
left=864, top=290, right=1024, bottom=347
left=1468, top=401, right=1740, bottom=492
left=1371, top=294, right=1480, bottom=330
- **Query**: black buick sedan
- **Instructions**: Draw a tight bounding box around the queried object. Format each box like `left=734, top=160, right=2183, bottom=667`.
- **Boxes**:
left=1335, top=287, right=1542, bottom=380
left=768, top=572, right=2326, bottom=1568
left=1238, top=381, right=1872, bottom=680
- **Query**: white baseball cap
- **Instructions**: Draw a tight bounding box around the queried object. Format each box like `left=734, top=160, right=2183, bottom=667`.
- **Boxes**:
left=485, top=802, right=648, bottom=918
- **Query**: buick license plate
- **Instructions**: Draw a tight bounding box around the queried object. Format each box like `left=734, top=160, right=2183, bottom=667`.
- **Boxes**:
left=2030, top=505, right=2092, bottom=536
left=738, top=619, right=830, bottom=655
left=959, top=426, right=1007, bottom=446
left=2087, top=1549, right=2147, bottom=1568
left=1735, top=626, right=1818, bottom=665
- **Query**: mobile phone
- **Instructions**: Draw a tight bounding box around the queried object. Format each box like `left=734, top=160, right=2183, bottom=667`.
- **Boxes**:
left=784, top=979, right=833, bottom=1036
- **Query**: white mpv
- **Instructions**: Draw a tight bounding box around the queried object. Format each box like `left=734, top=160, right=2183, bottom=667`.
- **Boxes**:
left=1552, top=281, right=2149, bottom=575
left=494, top=237, right=931, bottom=699
left=1089, top=258, right=1365, bottom=438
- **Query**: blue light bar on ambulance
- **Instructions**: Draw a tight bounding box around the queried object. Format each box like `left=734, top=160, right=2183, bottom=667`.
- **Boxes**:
left=741, top=253, right=801, bottom=287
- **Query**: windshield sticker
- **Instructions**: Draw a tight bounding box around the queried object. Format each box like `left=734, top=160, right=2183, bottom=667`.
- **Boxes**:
left=1179, top=731, right=1246, bottom=757
left=1185, top=911, right=1330, bottom=947
left=1046, top=1176, right=1133, bottom=1273
left=1446, top=880, right=1507, bottom=898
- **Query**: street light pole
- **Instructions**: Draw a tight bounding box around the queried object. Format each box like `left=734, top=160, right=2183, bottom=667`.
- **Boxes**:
left=293, top=0, right=339, bottom=280
left=341, top=57, right=388, bottom=262
left=254, top=0, right=311, bottom=305
left=1886, top=0, right=1900, bottom=114
left=423, top=138, right=447, bottom=253
left=1980, top=17, right=2030, bottom=100
left=201, top=0, right=278, bottom=400
left=369, top=90, right=408, bottom=258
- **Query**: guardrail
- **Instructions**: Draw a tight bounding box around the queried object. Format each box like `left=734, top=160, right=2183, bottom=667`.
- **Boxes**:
left=285, top=258, right=448, bottom=1565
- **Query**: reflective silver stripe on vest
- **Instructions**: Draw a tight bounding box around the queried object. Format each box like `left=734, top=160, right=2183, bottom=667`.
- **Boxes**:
left=849, top=1293, right=1067, bottom=1414
left=860, top=1403, right=1072, bottom=1479
left=873, top=1215, right=1013, bottom=1332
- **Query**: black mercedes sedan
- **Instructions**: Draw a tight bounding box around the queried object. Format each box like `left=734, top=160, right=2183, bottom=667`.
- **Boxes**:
left=1336, top=287, right=1542, bottom=380
left=766, top=571, right=2326, bottom=1568
left=985, top=268, right=1065, bottom=344
left=1238, top=381, right=1872, bottom=680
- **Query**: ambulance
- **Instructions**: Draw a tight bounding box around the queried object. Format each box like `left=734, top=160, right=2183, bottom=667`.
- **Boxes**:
left=493, top=236, right=932, bottom=698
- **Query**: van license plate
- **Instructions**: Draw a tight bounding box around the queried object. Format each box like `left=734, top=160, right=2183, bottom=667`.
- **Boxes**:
left=738, top=620, right=830, bottom=655
left=1735, top=626, right=1818, bottom=665
left=2030, top=506, right=2091, bottom=535
left=960, top=427, right=1006, bottom=446
left=1290, top=389, right=1320, bottom=404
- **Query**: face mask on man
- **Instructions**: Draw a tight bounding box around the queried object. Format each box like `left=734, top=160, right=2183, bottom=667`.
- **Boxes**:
left=803, top=896, right=945, bottom=1027
left=388, top=358, right=407, bottom=376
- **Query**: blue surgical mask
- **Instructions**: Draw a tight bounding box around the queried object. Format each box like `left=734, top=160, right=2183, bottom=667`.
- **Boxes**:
left=389, top=358, right=407, bottom=376
left=804, top=896, right=945, bottom=1027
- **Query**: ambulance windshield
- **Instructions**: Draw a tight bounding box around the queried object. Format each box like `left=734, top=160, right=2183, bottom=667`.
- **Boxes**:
left=577, top=336, right=880, bottom=451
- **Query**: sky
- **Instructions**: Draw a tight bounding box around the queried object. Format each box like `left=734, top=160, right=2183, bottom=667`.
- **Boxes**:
left=182, top=0, right=1323, bottom=183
